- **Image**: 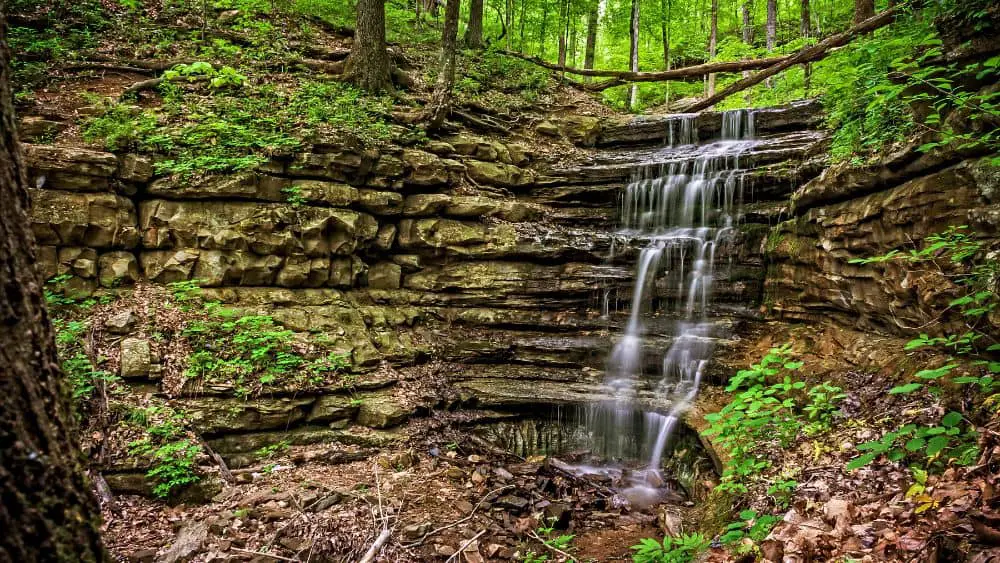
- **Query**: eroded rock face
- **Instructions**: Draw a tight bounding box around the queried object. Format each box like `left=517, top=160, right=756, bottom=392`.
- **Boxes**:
left=768, top=158, right=1000, bottom=335
left=27, top=103, right=845, bottom=498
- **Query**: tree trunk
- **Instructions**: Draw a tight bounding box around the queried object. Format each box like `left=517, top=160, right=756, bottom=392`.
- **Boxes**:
left=665, top=0, right=672, bottom=105
left=629, top=0, right=640, bottom=109
left=569, top=4, right=578, bottom=67
left=765, top=0, right=777, bottom=88
left=344, top=0, right=393, bottom=92
left=742, top=0, right=753, bottom=102
left=539, top=0, right=550, bottom=58
left=428, top=0, right=461, bottom=130
left=707, top=0, right=718, bottom=97
left=557, top=0, right=568, bottom=67
left=519, top=0, right=527, bottom=51
left=854, top=0, right=874, bottom=24
left=583, top=0, right=598, bottom=81
left=465, top=0, right=484, bottom=48
left=0, top=13, right=108, bottom=563
left=801, top=0, right=811, bottom=94
left=506, top=0, right=514, bottom=49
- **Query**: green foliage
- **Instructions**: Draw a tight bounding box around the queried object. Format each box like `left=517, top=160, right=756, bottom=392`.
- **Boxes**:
left=81, top=79, right=391, bottom=179
left=63, top=353, right=119, bottom=401
left=255, top=440, right=291, bottom=459
left=719, top=509, right=781, bottom=554
left=523, top=523, right=576, bottom=563
left=704, top=346, right=826, bottom=493
left=631, top=533, right=710, bottom=563
left=127, top=406, right=202, bottom=498
left=845, top=226, right=995, bottom=472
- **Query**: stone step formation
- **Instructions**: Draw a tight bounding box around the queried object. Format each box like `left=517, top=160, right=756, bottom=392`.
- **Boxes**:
left=26, top=102, right=828, bottom=492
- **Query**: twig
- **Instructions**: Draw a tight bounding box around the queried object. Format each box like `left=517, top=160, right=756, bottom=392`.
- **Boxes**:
left=231, top=547, right=300, bottom=562
left=444, top=529, right=487, bottom=563
left=528, top=530, right=579, bottom=562
left=358, top=529, right=392, bottom=563
left=403, top=485, right=515, bottom=547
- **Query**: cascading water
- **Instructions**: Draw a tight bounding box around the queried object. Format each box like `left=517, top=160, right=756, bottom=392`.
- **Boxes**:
left=585, top=109, right=757, bottom=497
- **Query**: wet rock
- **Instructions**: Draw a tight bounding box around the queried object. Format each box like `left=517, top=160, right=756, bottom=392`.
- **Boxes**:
left=120, top=338, right=152, bottom=378
left=497, top=495, right=530, bottom=512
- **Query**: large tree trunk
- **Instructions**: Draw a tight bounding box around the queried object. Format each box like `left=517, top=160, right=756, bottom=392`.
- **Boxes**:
left=505, top=0, right=514, bottom=49
left=539, top=0, right=549, bottom=58
left=854, top=0, right=874, bottom=24
left=583, top=0, right=598, bottom=81
left=801, top=0, right=811, bottom=93
left=344, top=0, right=393, bottom=92
left=628, top=0, right=640, bottom=109
left=465, top=0, right=484, bottom=48
left=707, top=0, right=718, bottom=97
left=0, top=13, right=108, bottom=563
left=765, top=0, right=777, bottom=88
left=428, top=0, right=461, bottom=130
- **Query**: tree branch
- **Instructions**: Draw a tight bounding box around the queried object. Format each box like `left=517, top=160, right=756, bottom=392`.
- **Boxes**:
left=498, top=49, right=789, bottom=86
left=684, top=4, right=906, bottom=112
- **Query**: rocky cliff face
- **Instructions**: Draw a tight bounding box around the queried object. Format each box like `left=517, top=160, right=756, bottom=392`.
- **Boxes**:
left=766, top=145, right=1000, bottom=336
left=27, top=102, right=826, bottom=487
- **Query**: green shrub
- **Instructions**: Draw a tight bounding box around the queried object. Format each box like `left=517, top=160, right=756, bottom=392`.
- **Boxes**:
left=631, top=533, right=710, bottom=563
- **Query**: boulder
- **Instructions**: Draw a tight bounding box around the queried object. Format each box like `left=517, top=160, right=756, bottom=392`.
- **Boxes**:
left=465, top=160, right=534, bottom=188
left=403, top=194, right=452, bottom=216
left=355, top=396, right=413, bottom=428
left=358, top=190, right=404, bottom=215
left=57, top=247, right=97, bottom=279
left=98, top=251, right=139, bottom=287
left=118, top=154, right=155, bottom=183
left=368, top=262, right=402, bottom=289
left=120, top=338, right=152, bottom=378
left=30, top=190, right=139, bottom=248
left=402, top=150, right=449, bottom=186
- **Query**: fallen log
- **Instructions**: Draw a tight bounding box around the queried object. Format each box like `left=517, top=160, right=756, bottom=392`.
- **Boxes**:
left=499, top=49, right=789, bottom=88
left=684, top=5, right=905, bottom=112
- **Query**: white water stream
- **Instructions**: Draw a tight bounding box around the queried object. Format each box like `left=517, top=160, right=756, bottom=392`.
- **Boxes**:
left=584, top=109, right=758, bottom=499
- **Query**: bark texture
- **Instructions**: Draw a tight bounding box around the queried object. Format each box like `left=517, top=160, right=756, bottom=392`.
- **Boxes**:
left=765, top=0, right=777, bottom=87
left=465, top=0, right=484, bottom=48
left=707, top=0, right=718, bottom=97
left=344, top=0, right=393, bottom=92
left=0, top=13, right=108, bottom=563
left=427, top=0, right=461, bottom=130
left=628, top=0, right=640, bottom=108
left=801, top=0, right=812, bottom=93
left=854, top=0, right=874, bottom=24
left=583, top=1, right=598, bottom=81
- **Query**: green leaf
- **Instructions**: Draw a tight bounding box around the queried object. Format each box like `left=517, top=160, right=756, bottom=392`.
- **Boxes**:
left=846, top=452, right=878, bottom=471
left=889, top=383, right=923, bottom=394
left=905, top=438, right=926, bottom=452
left=941, top=412, right=963, bottom=428
left=915, top=364, right=958, bottom=380
left=925, top=436, right=950, bottom=457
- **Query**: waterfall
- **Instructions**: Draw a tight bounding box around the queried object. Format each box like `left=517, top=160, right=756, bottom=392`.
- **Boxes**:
left=590, top=109, right=756, bottom=488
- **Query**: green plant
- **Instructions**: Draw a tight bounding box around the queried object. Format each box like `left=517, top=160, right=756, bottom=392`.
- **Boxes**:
left=631, top=533, right=710, bottom=563
left=803, top=382, right=846, bottom=436
left=718, top=510, right=781, bottom=555
left=523, top=523, right=575, bottom=563
left=767, top=478, right=798, bottom=508
left=127, top=406, right=202, bottom=498
left=282, top=185, right=307, bottom=207
left=256, top=441, right=291, bottom=459
left=703, top=345, right=813, bottom=493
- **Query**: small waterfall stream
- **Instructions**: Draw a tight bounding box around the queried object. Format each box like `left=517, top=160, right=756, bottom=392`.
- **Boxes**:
left=585, top=109, right=758, bottom=499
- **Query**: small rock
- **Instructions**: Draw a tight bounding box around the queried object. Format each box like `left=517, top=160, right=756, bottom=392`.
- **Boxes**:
left=157, top=521, right=208, bottom=563
left=456, top=500, right=475, bottom=513
left=494, top=467, right=514, bottom=481
left=435, top=544, right=456, bottom=557
left=543, top=503, right=572, bottom=529
left=497, top=495, right=530, bottom=512
left=446, top=467, right=466, bottom=480
left=403, top=522, right=431, bottom=539
left=105, top=310, right=136, bottom=334
left=309, top=492, right=342, bottom=512
left=470, top=471, right=486, bottom=484
left=467, top=455, right=483, bottom=463
left=129, top=549, right=158, bottom=563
